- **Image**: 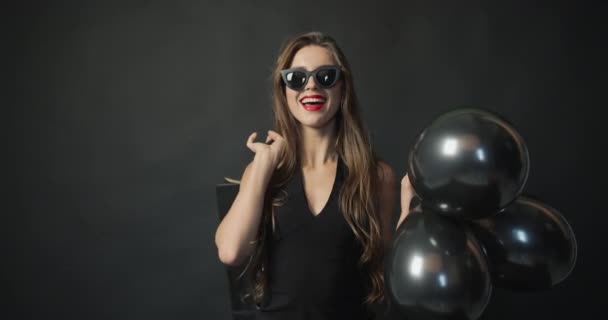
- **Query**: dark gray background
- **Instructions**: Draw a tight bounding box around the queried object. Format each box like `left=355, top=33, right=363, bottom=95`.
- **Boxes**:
left=9, top=0, right=605, bottom=319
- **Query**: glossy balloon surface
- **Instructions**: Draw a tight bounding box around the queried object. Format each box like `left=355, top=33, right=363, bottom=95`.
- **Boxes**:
left=468, top=195, right=577, bottom=291
left=385, top=210, right=492, bottom=320
left=408, top=108, right=530, bottom=219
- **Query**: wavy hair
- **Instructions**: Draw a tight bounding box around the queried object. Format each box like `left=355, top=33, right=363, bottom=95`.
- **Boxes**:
left=242, top=31, right=385, bottom=306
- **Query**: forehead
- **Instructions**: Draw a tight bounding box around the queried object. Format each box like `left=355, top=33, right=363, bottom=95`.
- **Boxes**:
left=289, top=45, right=337, bottom=69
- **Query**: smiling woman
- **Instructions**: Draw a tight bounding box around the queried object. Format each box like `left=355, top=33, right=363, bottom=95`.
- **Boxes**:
left=214, top=31, right=415, bottom=320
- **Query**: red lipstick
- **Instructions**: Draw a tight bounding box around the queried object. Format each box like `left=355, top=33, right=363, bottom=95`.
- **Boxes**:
left=299, top=94, right=327, bottom=111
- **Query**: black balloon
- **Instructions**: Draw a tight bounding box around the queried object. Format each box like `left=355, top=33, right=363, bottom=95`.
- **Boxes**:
left=385, top=209, right=492, bottom=320
left=467, top=195, right=577, bottom=291
left=408, top=107, right=530, bottom=219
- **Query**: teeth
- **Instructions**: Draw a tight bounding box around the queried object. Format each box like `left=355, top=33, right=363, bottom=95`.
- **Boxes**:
left=301, top=97, right=326, bottom=103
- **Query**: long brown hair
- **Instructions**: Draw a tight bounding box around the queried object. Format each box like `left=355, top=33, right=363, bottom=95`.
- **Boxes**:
left=244, top=31, right=385, bottom=306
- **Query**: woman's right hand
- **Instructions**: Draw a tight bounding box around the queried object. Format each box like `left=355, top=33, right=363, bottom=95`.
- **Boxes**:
left=246, top=130, right=286, bottom=170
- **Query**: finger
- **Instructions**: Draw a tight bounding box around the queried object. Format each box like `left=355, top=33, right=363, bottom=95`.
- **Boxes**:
left=265, top=134, right=272, bottom=144
left=247, top=132, right=257, bottom=144
left=247, top=143, right=257, bottom=153
left=267, top=130, right=283, bottom=141
left=246, top=132, right=257, bottom=152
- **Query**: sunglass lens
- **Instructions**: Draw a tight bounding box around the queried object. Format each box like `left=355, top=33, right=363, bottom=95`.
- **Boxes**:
left=285, top=71, right=307, bottom=89
left=316, top=68, right=337, bottom=87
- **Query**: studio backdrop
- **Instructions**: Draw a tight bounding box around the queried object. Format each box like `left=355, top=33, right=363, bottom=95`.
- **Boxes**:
left=9, top=1, right=604, bottom=319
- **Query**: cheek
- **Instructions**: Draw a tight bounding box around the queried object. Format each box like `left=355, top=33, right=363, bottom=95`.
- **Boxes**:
left=285, top=89, right=297, bottom=104
left=330, top=85, right=343, bottom=108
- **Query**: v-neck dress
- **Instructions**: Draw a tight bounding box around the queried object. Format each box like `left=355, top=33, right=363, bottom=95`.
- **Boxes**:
left=254, top=157, right=375, bottom=320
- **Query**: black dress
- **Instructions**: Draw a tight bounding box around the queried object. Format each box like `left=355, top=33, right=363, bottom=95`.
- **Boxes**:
left=254, top=157, right=376, bottom=320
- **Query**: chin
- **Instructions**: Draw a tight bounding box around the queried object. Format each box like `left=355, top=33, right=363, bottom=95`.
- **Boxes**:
left=297, top=116, right=335, bottom=129
left=290, top=105, right=339, bottom=129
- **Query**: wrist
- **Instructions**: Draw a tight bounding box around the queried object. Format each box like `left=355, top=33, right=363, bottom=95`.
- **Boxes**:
left=253, top=152, right=272, bottom=167
left=251, top=154, right=275, bottom=183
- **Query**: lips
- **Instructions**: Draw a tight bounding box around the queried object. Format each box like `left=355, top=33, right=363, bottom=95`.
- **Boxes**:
left=299, top=94, right=326, bottom=111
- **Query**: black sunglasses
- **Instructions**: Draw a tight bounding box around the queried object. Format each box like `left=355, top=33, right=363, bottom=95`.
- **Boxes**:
left=280, top=65, right=342, bottom=90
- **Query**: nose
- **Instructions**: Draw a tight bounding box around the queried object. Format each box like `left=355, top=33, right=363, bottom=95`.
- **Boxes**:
left=304, top=74, right=318, bottom=90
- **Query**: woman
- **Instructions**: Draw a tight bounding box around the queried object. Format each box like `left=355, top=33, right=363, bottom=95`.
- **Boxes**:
left=214, top=31, right=414, bottom=319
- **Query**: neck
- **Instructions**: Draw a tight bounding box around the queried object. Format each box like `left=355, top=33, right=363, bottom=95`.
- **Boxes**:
left=298, top=119, right=338, bottom=169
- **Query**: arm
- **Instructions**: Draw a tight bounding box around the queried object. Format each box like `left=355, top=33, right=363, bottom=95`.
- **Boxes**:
left=377, top=161, right=397, bottom=251
left=397, top=174, right=414, bottom=230
left=376, top=161, right=414, bottom=250
left=214, top=131, right=285, bottom=266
